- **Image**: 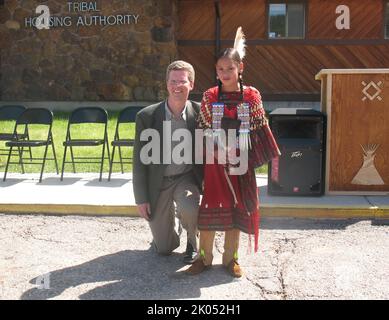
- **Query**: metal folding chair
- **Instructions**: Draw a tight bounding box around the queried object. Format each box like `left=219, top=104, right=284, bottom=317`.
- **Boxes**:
left=108, top=106, right=143, bottom=181
left=60, top=107, right=110, bottom=181
left=0, top=105, right=32, bottom=161
left=3, top=108, right=58, bottom=183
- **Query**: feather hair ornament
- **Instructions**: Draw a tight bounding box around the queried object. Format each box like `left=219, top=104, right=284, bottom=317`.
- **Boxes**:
left=233, top=26, right=246, bottom=60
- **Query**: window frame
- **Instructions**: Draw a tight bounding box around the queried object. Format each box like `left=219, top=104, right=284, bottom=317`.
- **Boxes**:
left=384, top=1, right=389, bottom=39
left=266, top=0, right=307, bottom=40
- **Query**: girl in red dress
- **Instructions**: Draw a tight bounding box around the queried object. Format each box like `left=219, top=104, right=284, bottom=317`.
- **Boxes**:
left=187, top=27, right=280, bottom=277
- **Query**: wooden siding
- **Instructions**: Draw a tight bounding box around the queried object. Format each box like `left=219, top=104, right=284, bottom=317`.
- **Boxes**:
left=177, top=0, right=266, bottom=40
left=177, top=0, right=389, bottom=96
left=177, top=0, right=215, bottom=40
left=178, top=45, right=216, bottom=93
left=308, top=0, right=384, bottom=39
left=177, top=0, right=386, bottom=41
left=179, top=44, right=389, bottom=94
left=219, top=0, right=266, bottom=39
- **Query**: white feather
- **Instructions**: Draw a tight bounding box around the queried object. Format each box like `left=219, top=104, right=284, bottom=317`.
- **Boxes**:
left=233, top=26, right=246, bottom=59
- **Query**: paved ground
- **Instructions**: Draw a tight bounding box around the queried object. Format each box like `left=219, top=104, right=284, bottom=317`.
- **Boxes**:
left=1, top=214, right=388, bottom=300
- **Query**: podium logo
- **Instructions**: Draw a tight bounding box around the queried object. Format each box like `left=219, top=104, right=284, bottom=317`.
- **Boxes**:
left=362, top=81, right=383, bottom=101
left=351, top=144, right=385, bottom=185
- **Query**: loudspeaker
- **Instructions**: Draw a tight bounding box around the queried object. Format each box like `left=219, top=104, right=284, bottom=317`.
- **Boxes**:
left=268, top=108, right=326, bottom=196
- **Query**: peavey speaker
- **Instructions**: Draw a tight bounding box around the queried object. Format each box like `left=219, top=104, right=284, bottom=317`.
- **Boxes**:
left=268, top=108, right=326, bottom=196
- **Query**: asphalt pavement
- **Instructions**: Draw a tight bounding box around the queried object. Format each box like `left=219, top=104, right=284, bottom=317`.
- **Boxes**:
left=1, top=214, right=388, bottom=300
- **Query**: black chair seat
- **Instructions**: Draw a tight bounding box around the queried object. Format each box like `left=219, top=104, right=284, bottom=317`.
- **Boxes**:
left=3, top=108, right=58, bottom=183
left=6, top=140, right=52, bottom=147
left=61, top=107, right=110, bottom=182
left=0, top=132, right=28, bottom=141
left=111, top=139, right=134, bottom=147
left=108, top=106, right=142, bottom=181
left=63, top=139, right=104, bottom=147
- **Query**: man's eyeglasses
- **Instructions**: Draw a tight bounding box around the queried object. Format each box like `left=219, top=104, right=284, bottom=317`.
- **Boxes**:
left=168, top=80, right=190, bottom=86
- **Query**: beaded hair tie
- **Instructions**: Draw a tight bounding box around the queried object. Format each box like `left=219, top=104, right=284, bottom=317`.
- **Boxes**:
left=237, top=102, right=251, bottom=150
left=211, top=102, right=224, bottom=142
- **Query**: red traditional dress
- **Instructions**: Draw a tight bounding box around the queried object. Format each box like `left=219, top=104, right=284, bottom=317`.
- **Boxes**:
left=197, top=86, right=280, bottom=251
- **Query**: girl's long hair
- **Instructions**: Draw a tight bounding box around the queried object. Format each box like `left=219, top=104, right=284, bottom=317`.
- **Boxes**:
left=216, top=27, right=246, bottom=98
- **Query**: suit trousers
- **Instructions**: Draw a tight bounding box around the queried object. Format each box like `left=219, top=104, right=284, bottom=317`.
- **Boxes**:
left=149, top=173, right=200, bottom=255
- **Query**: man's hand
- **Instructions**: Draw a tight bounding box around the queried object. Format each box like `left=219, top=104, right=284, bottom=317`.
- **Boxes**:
left=137, top=203, right=151, bottom=221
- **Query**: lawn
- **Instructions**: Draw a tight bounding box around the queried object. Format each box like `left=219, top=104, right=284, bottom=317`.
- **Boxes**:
left=0, top=111, right=135, bottom=175
left=0, top=112, right=268, bottom=175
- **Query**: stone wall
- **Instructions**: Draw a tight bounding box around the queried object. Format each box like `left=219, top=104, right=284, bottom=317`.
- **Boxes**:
left=0, top=0, right=178, bottom=101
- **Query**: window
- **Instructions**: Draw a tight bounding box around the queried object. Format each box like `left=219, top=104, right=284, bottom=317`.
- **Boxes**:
left=268, top=2, right=305, bottom=39
left=385, top=2, right=389, bottom=39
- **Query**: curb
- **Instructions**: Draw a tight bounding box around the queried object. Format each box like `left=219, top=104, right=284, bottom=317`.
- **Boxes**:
left=0, top=204, right=138, bottom=216
left=1, top=203, right=388, bottom=219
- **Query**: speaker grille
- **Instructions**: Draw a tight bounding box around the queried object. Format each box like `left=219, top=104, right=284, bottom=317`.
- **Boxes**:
left=268, top=109, right=326, bottom=196
left=271, top=117, right=323, bottom=140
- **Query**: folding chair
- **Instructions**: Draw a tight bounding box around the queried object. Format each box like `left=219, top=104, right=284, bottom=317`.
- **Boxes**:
left=0, top=105, right=32, bottom=161
left=108, top=106, right=143, bottom=181
left=3, top=108, right=58, bottom=183
left=61, top=107, right=110, bottom=181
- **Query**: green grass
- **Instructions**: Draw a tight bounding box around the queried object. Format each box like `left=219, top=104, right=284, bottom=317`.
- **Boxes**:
left=255, top=164, right=268, bottom=175
left=0, top=112, right=135, bottom=174
left=0, top=112, right=268, bottom=175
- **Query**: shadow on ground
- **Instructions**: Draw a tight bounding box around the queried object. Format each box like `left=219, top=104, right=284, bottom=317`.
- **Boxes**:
left=0, top=178, right=24, bottom=187
left=85, top=178, right=129, bottom=187
left=38, top=177, right=81, bottom=186
left=259, top=216, right=377, bottom=230
left=21, top=248, right=235, bottom=300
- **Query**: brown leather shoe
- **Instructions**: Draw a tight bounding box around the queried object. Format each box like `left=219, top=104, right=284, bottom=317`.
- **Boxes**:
left=186, top=259, right=210, bottom=275
left=226, top=259, right=243, bottom=278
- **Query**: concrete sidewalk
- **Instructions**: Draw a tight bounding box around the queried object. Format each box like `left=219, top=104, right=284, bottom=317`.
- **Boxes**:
left=0, top=172, right=388, bottom=219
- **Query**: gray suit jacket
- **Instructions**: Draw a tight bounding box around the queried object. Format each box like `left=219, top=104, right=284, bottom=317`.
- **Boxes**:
left=133, top=100, right=203, bottom=218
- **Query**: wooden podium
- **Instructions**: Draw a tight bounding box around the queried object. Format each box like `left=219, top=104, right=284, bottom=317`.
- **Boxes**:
left=315, top=69, right=389, bottom=195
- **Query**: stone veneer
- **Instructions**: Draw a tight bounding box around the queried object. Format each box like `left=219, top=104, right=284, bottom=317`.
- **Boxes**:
left=0, top=0, right=178, bottom=101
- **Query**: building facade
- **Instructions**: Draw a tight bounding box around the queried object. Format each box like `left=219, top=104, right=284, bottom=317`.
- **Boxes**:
left=1, top=0, right=389, bottom=107
left=179, top=0, right=389, bottom=101
left=1, top=0, right=177, bottom=105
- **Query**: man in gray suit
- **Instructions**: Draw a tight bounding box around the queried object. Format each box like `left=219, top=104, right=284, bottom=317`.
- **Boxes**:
left=133, top=60, right=202, bottom=264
